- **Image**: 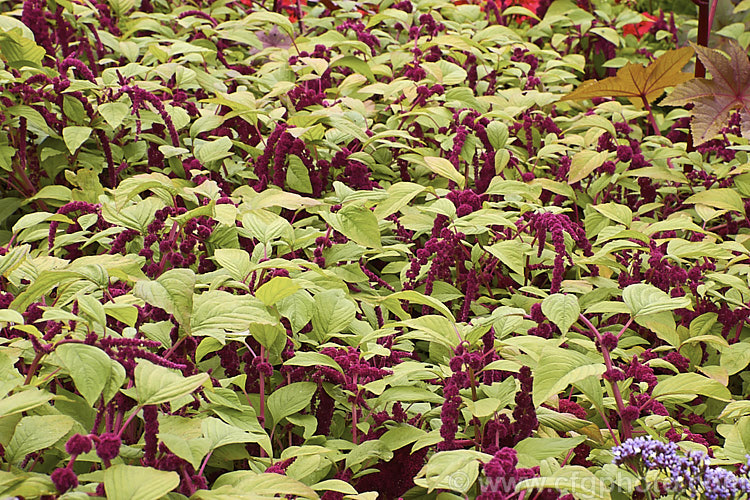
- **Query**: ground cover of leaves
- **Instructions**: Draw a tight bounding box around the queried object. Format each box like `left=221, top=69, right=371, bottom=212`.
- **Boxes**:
left=1, top=0, right=750, bottom=498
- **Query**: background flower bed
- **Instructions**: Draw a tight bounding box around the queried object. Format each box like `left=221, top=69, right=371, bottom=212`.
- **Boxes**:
left=1, top=0, right=750, bottom=498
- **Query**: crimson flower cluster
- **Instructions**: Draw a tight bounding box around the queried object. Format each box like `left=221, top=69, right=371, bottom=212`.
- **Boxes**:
left=528, top=211, right=594, bottom=293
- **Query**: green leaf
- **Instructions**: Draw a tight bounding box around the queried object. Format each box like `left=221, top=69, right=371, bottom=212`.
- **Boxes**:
left=568, top=150, right=608, bottom=184
left=591, top=202, right=633, bottom=226
left=134, top=269, right=196, bottom=329
left=345, top=440, right=393, bottom=469
left=196, top=137, right=233, bottom=164
left=652, top=372, right=732, bottom=402
left=10, top=271, right=80, bottom=312
left=533, top=347, right=605, bottom=407
left=515, top=436, right=586, bottom=465
left=286, top=155, right=313, bottom=194
left=0, top=309, right=23, bottom=325
left=0, top=28, right=45, bottom=68
left=134, top=359, right=209, bottom=405
left=392, top=315, right=462, bottom=349
left=380, top=290, right=456, bottom=322
left=337, top=204, right=382, bottom=249
left=5, top=415, right=75, bottom=463
left=255, top=277, right=300, bottom=307
left=191, top=290, right=277, bottom=340
left=104, top=465, right=180, bottom=500
left=516, top=465, right=611, bottom=500
left=541, top=294, right=579, bottom=336
left=721, top=342, right=750, bottom=375
left=62, top=126, right=93, bottom=154
left=245, top=11, right=295, bottom=36
left=486, top=240, right=529, bottom=278
left=311, top=290, right=356, bottom=342
left=0, top=244, right=29, bottom=278
left=0, top=389, right=52, bottom=418
left=423, top=156, right=465, bottom=188
left=158, top=433, right=210, bottom=470
left=77, top=293, right=107, bottom=330
left=277, top=291, right=315, bottom=333
left=685, top=188, right=746, bottom=214
left=213, top=248, right=252, bottom=282
left=373, top=182, right=426, bottom=219
left=55, top=343, right=112, bottom=406
left=284, top=352, right=344, bottom=374
left=414, top=450, right=491, bottom=494
left=267, top=382, right=317, bottom=426
left=622, top=283, right=691, bottom=317
left=98, top=102, right=131, bottom=129
left=202, top=417, right=266, bottom=450
left=212, top=472, right=319, bottom=499
left=332, top=55, right=375, bottom=82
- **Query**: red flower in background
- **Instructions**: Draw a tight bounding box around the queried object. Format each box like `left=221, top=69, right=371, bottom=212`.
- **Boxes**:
left=623, top=12, right=656, bottom=39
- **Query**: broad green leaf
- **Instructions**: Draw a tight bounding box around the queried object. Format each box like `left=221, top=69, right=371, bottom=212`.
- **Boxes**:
left=332, top=55, right=375, bottom=82
left=685, top=188, right=746, bottom=214
left=213, top=248, right=252, bottom=282
left=202, top=417, right=266, bottom=450
left=245, top=11, right=295, bottom=36
left=267, top=382, right=317, bottom=426
left=10, top=271, right=80, bottom=312
left=486, top=240, right=530, bottom=278
left=0, top=28, right=45, bottom=68
left=104, top=465, right=180, bottom=500
left=0, top=309, right=23, bottom=324
left=0, top=244, right=29, bottom=278
left=158, top=433, right=210, bottom=470
left=721, top=342, right=750, bottom=376
left=381, top=290, right=456, bottom=322
left=256, top=277, right=300, bottom=307
left=311, top=289, right=356, bottom=342
left=0, top=389, right=52, bottom=418
left=337, top=204, right=382, bottom=249
left=284, top=352, right=344, bottom=374
left=191, top=290, right=277, bottom=340
left=134, top=359, right=209, bottom=405
left=515, top=436, right=586, bottom=465
left=373, top=182, right=426, bottom=219
left=6, top=415, right=74, bottom=463
left=568, top=150, right=608, bottom=184
left=622, top=283, right=691, bottom=317
left=134, top=269, right=195, bottom=328
left=277, top=291, right=315, bottom=333
left=212, top=472, right=319, bottom=499
left=517, top=465, right=611, bottom=500
left=591, top=203, right=633, bottom=226
left=541, top=294, right=579, bottom=336
left=392, top=315, right=462, bottom=349
left=196, top=137, right=233, bottom=164
left=62, top=126, right=93, bottom=154
left=423, top=156, right=465, bottom=188
left=414, top=450, right=491, bottom=494
left=98, top=102, right=131, bottom=129
left=533, top=347, right=605, bottom=407
left=652, top=372, right=732, bottom=402
left=286, top=155, right=313, bottom=194
left=77, top=293, right=107, bottom=330
left=345, top=440, right=393, bottom=469
left=55, top=344, right=112, bottom=406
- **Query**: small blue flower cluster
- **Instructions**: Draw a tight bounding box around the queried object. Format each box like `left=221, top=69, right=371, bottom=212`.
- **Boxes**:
left=612, top=437, right=750, bottom=499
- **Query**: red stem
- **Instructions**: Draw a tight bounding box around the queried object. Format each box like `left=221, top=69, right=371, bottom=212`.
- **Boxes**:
left=579, top=313, right=631, bottom=442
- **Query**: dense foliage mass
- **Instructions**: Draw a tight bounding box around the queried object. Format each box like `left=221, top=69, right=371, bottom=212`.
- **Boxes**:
left=2, top=0, right=750, bottom=498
